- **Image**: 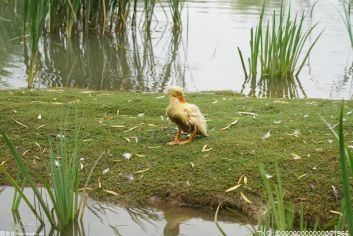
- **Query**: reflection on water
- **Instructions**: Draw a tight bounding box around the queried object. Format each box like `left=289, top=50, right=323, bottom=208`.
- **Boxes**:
left=242, top=76, right=307, bottom=98
left=0, top=186, right=255, bottom=236
left=29, top=28, right=185, bottom=92
left=1, top=0, right=353, bottom=99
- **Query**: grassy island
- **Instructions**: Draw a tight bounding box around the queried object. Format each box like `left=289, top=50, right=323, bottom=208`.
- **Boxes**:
left=0, top=89, right=352, bottom=227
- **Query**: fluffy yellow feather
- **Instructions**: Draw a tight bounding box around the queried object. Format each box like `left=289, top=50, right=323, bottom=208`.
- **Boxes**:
left=166, top=86, right=208, bottom=145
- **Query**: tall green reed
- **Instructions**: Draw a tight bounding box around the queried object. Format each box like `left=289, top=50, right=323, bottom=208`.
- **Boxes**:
left=339, top=0, right=353, bottom=49
left=258, top=162, right=317, bottom=233
left=23, top=0, right=49, bottom=88
left=0, top=125, right=102, bottom=230
left=144, top=0, right=156, bottom=30
left=238, top=0, right=322, bottom=81
left=167, top=0, right=183, bottom=30
left=322, top=106, right=353, bottom=234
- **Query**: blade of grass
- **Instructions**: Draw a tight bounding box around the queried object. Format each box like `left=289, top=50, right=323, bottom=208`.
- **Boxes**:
left=0, top=129, right=57, bottom=226
left=337, top=106, right=353, bottom=233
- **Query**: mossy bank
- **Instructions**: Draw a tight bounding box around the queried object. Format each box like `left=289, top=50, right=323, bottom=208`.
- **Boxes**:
left=0, top=89, right=352, bottom=226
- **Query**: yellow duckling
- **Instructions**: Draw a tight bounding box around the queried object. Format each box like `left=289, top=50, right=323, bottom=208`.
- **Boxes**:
left=166, top=86, right=208, bottom=145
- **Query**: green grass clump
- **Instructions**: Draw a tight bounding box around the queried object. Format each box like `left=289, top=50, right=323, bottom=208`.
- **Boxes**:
left=323, top=106, right=353, bottom=234
left=0, top=122, right=101, bottom=230
left=257, top=162, right=319, bottom=233
left=238, top=0, right=322, bottom=81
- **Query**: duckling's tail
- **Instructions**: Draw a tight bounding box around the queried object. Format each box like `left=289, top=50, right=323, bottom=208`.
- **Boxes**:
left=195, top=114, right=208, bottom=137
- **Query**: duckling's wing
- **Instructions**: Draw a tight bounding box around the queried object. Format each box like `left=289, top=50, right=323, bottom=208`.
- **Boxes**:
left=184, top=103, right=208, bottom=136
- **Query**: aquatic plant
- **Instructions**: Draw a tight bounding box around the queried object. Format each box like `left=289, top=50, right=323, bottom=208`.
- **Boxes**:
left=322, top=106, right=353, bottom=234
left=23, top=0, right=49, bottom=88
left=339, top=0, right=353, bottom=49
left=238, top=0, right=322, bottom=81
left=23, top=0, right=184, bottom=35
left=258, top=162, right=318, bottom=233
left=21, top=0, right=184, bottom=87
left=0, top=124, right=102, bottom=230
left=167, top=0, right=184, bottom=30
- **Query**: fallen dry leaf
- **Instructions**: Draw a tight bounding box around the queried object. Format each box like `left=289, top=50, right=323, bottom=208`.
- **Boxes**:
left=240, top=192, right=252, bottom=204
left=133, top=168, right=150, bottom=174
left=201, top=144, right=213, bottom=152
left=98, top=177, right=102, bottom=189
left=225, top=184, right=242, bottom=193
left=329, top=210, right=342, bottom=215
left=37, top=124, right=45, bottom=129
left=291, top=153, right=302, bottom=160
left=13, top=119, right=28, bottom=128
left=297, top=174, right=307, bottom=180
left=22, top=149, right=31, bottom=156
left=134, top=153, right=146, bottom=158
left=124, top=126, right=137, bottom=132
left=243, top=176, right=248, bottom=185
left=124, top=137, right=131, bottom=143
left=103, top=189, right=119, bottom=196
left=148, top=146, right=161, bottom=149
left=237, top=174, right=245, bottom=185
left=111, top=125, right=126, bottom=128
left=220, top=119, right=238, bottom=130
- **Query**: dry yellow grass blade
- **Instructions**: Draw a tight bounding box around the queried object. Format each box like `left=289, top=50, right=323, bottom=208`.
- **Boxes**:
left=98, top=177, right=102, bottom=189
left=79, top=90, right=94, bottom=94
left=201, top=144, right=213, bottom=152
left=237, top=174, right=245, bottom=185
left=329, top=210, right=342, bottom=215
left=149, top=146, right=162, bottom=149
left=240, top=192, right=252, bottom=204
left=134, top=153, right=146, bottom=157
left=13, top=119, right=28, bottom=128
left=35, top=142, right=41, bottom=149
left=190, top=162, right=195, bottom=168
left=78, top=187, right=93, bottom=191
left=291, top=153, right=302, bottom=160
left=124, top=126, right=138, bottom=132
left=220, top=119, right=238, bottom=130
left=22, top=149, right=31, bottom=156
left=103, top=189, right=119, bottom=196
left=124, top=137, right=131, bottom=142
left=297, top=174, right=308, bottom=180
left=37, top=124, right=45, bottom=129
left=111, top=125, right=126, bottom=128
left=225, top=184, right=242, bottom=193
left=133, top=168, right=150, bottom=174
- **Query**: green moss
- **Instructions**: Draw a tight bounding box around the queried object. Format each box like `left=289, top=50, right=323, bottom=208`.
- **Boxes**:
left=0, top=89, right=351, bottom=226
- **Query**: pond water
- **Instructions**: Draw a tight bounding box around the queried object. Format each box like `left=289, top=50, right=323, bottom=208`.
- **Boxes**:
left=0, top=0, right=353, bottom=99
left=0, top=186, right=255, bottom=236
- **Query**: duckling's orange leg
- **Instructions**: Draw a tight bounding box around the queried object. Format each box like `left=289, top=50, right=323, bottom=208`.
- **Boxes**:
left=179, top=128, right=197, bottom=145
left=167, top=129, right=182, bottom=145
